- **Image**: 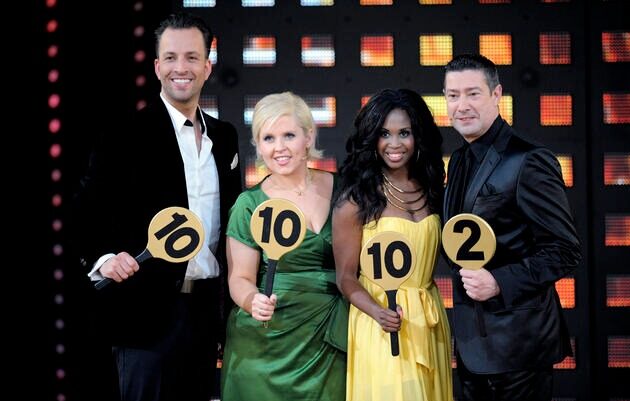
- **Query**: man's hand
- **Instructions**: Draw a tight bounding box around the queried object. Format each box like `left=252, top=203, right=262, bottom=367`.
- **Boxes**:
left=459, top=268, right=500, bottom=301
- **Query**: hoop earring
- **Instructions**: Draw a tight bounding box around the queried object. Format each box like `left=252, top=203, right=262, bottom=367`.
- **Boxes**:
left=374, top=150, right=378, bottom=160
left=416, top=149, right=420, bottom=162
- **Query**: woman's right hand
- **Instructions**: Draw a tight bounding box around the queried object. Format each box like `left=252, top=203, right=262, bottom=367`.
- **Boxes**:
left=251, top=293, right=277, bottom=322
left=374, top=305, right=403, bottom=332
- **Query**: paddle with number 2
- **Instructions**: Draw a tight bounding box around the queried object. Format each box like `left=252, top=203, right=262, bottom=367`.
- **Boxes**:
left=94, top=206, right=205, bottom=290
left=442, top=213, right=496, bottom=337
left=360, top=231, right=415, bottom=356
left=250, top=198, right=306, bottom=326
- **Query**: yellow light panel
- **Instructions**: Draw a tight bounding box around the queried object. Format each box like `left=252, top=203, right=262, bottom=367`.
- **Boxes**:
left=419, top=35, right=453, bottom=66
left=602, top=31, right=630, bottom=63
left=605, top=214, right=630, bottom=247
left=607, top=275, right=630, bottom=307
left=604, top=153, right=630, bottom=186
left=540, top=32, right=571, bottom=64
left=422, top=95, right=449, bottom=127
left=555, top=277, right=575, bottom=308
left=479, top=34, right=512, bottom=65
left=603, top=93, right=630, bottom=124
left=556, top=154, right=574, bottom=188
left=361, top=35, right=394, bottom=67
left=540, top=94, right=572, bottom=126
left=553, top=338, right=576, bottom=369
left=608, top=337, right=630, bottom=368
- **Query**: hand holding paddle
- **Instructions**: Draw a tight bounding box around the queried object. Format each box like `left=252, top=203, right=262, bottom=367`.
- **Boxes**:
left=442, top=213, right=496, bottom=337
left=360, top=231, right=415, bottom=356
left=250, top=198, right=306, bottom=326
left=95, top=207, right=205, bottom=290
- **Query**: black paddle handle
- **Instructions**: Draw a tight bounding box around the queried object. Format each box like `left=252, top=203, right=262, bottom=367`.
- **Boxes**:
left=385, top=290, right=400, bottom=356
left=263, top=259, right=278, bottom=297
left=94, top=249, right=152, bottom=290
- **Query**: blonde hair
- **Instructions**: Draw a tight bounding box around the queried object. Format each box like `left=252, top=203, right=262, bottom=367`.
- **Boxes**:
left=251, top=91, right=323, bottom=160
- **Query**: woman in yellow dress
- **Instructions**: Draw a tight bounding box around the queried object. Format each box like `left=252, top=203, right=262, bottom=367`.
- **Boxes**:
left=333, top=88, right=453, bottom=401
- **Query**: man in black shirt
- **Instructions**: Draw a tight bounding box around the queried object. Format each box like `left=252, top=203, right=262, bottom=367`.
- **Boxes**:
left=443, top=54, right=581, bottom=401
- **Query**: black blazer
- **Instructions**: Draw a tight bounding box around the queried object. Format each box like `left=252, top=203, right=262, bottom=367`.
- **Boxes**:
left=443, top=119, right=581, bottom=374
left=74, top=98, right=241, bottom=346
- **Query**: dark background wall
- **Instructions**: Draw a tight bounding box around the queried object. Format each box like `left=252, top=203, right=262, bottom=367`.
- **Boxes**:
left=34, top=1, right=629, bottom=400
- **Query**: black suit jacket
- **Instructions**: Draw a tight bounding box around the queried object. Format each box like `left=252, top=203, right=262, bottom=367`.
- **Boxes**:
left=443, top=119, right=581, bottom=374
left=74, top=98, right=241, bottom=346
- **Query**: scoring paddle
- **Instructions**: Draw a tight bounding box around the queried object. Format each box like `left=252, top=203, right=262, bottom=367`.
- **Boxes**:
left=360, top=231, right=415, bottom=356
left=94, top=206, right=205, bottom=290
left=442, top=213, right=496, bottom=337
left=250, top=198, right=307, bottom=325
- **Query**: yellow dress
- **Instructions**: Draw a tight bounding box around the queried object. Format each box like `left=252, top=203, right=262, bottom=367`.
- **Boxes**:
left=347, top=214, right=453, bottom=401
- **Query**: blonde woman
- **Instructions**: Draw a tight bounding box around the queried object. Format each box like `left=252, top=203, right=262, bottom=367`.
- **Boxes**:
left=220, top=92, right=347, bottom=401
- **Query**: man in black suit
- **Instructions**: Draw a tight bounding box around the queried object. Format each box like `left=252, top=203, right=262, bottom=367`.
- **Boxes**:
left=442, top=54, right=581, bottom=401
left=74, top=12, right=241, bottom=401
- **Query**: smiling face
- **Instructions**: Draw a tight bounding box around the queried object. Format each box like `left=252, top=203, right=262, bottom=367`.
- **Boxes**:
left=256, top=114, right=313, bottom=176
left=154, top=27, right=211, bottom=111
left=377, top=108, right=414, bottom=173
left=444, top=69, right=502, bottom=143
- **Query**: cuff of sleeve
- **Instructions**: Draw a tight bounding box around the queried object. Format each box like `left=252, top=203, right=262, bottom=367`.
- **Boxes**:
left=88, top=253, right=115, bottom=281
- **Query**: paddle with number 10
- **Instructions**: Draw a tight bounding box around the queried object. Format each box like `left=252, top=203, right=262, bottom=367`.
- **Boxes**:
left=250, top=198, right=306, bottom=326
left=360, top=231, right=415, bottom=356
left=94, top=206, right=205, bottom=290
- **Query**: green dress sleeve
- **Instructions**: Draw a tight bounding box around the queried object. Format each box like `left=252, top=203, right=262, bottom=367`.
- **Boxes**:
left=226, top=188, right=261, bottom=249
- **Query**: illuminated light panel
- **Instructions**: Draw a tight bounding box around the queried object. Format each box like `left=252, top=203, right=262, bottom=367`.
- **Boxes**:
left=479, top=0, right=510, bottom=3
left=244, top=156, right=338, bottom=188
left=243, top=36, right=276, bottom=66
left=419, top=0, right=451, bottom=3
left=419, top=34, right=453, bottom=66
left=422, top=95, right=449, bottom=127
left=605, top=214, right=630, bottom=247
left=603, top=93, right=630, bottom=124
left=361, top=95, right=372, bottom=108
left=607, top=275, right=630, bottom=307
left=479, top=34, right=512, bottom=65
left=210, top=37, right=217, bottom=65
left=553, top=338, right=576, bottom=369
left=540, top=32, right=571, bottom=64
left=451, top=337, right=456, bottom=368
left=443, top=155, right=451, bottom=184
left=243, top=95, right=264, bottom=125
left=604, top=153, right=630, bottom=186
left=556, top=154, right=574, bottom=188
left=361, top=35, right=394, bottom=67
left=435, top=276, right=452, bottom=308
left=608, top=337, right=630, bottom=368
left=242, top=0, right=274, bottom=6
left=301, top=0, right=334, bottom=5
left=199, top=95, right=218, bottom=119
left=301, top=35, right=335, bottom=67
left=360, top=0, right=392, bottom=4
left=183, top=0, right=216, bottom=6
left=602, top=31, right=630, bottom=62
left=303, top=95, right=337, bottom=127
left=540, top=94, right=572, bottom=126
left=555, top=277, right=575, bottom=308
left=499, top=95, right=513, bottom=125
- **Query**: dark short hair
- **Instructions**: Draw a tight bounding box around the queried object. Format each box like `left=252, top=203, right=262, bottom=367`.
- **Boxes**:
left=444, top=54, right=500, bottom=91
left=154, top=12, right=213, bottom=58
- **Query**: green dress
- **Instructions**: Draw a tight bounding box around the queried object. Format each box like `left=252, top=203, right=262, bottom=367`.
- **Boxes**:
left=220, top=174, right=348, bottom=401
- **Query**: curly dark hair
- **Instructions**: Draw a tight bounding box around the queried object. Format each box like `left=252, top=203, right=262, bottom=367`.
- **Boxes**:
left=335, top=88, right=445, bottom=224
